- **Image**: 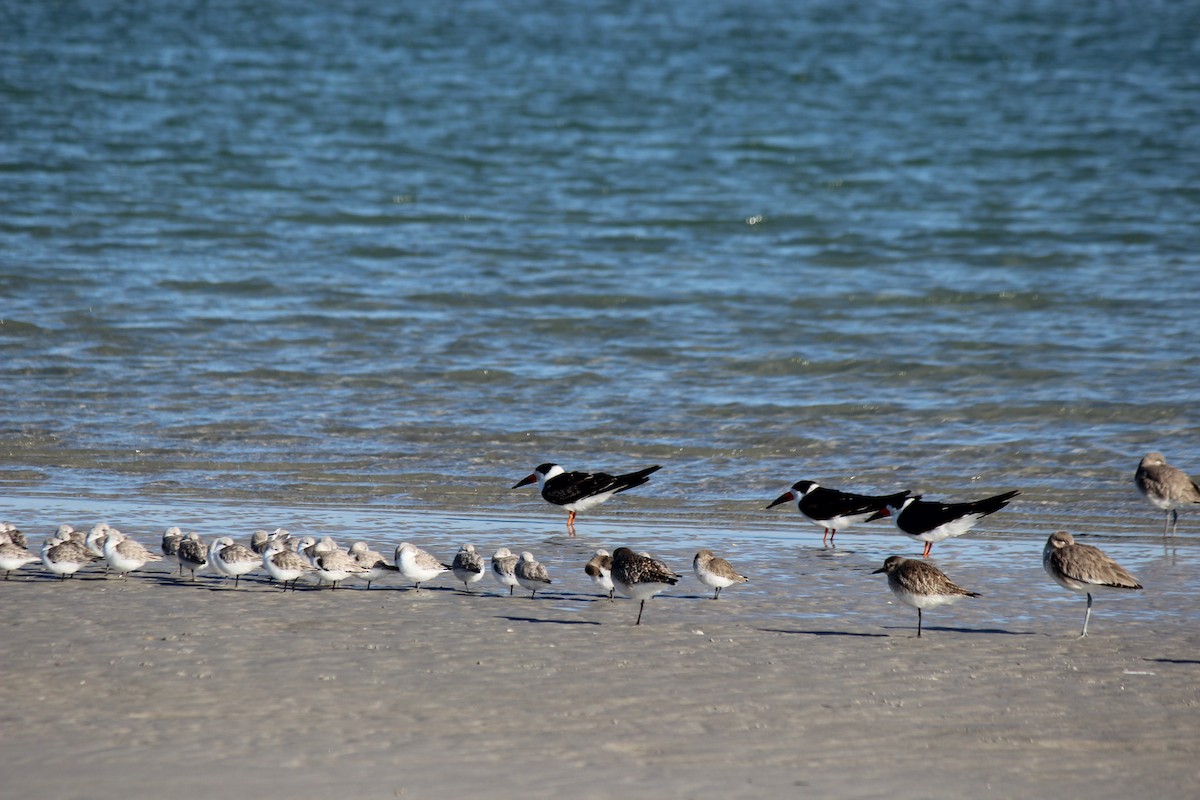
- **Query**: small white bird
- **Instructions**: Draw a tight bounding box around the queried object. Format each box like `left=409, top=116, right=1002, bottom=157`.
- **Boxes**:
left=103, top=530, right=164, bottom=578
left=262, top=540, right=315, bottom=591
left=349, top=541, right=398, bottom=589
left=395, top=542, right=450, bottom=589
left=692, top=549, right=749, bottom=600
left=41, top=536, right=100, bottom=579
left=176, top=533, right=208, bottom=581
left=313, top=547, right=365, bottom=589
left=515, top=551, right=552, bottom=598
left=0, top=540, right=40, bottom=580
left=491, top=547, right=520, bottom=596
left=209, top=536, right=261, bottom=588
left=451, top=544, right=486, bottom=592
left=584, top=549, right=615, bottom=601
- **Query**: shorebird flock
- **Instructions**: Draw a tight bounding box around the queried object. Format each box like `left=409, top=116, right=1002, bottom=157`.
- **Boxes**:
left=1, top=452, right=1188, bottom=635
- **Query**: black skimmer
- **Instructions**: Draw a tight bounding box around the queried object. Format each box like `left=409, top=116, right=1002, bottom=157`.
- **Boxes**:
left=766, top=480, right=910, bottom=545
left=886, top=490, right=1019, bottom=557
left=1042, top=531, right=1142, bottom=638
left=872, top=556, right=980, bottom=638
left=1135, top=452, right=1200, bottom=534
left=512, top=463, right=661, bottom=535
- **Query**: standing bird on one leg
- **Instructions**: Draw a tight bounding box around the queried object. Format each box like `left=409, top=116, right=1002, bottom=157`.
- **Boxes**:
left=610, top=547, right=680, bottom=626
left=692, top=549, right=748, bottom=600
left=512, top=463, right=661, bottom=535
left=767, top=481, right=910, bottom=545
left=1134, top=452, right=1200, bottom=535
left=872, top=556, right=980, bottom=638
left=451, top=544, right=486, bottom=592
left=887, top=490, right=1019, bottom=558
left=514, top=551, right=552, bottom=598
left=1043, top=531, right=1142, bottom=638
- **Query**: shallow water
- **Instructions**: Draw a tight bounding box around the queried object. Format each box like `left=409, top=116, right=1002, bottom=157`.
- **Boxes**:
left=3, top=0, right=1199, bottom=545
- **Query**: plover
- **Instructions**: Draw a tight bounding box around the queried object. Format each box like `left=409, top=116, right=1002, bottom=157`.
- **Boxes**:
left=491, top=547, right=520, bottom=595
left=888, top=490, right=1019, bottom=557
left=767, top=480, right=910, bottom=545
left=1135, top=452, right=1200, bottom=534
left=584, top=549, right=614, bottom=601
left=103, top=530, right=164, bottom=578
left=692, top=549, right=749, bottom=600
left=610, top=547, right=681, bottom=625
left=395, top=542, right=450, bottom=589
left=262, top=540, right=315, bottom=591
left=1043, top=531, right=1142, bottom=638
left=872, top=555, right=980, bottom=638
left=515, top=551, right=552, bottom=598
left=209, top=536, right=261, bottom=588
left=451, top=544, right=486, bottom=592
left=512, top=462, right=661, bottom=535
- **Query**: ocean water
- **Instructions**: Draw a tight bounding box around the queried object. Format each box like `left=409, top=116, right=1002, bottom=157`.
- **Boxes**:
left=3, top=0, right=1199, bottom=543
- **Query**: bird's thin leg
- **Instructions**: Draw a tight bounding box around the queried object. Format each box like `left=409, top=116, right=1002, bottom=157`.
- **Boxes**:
left=635, top=600, right=645, bottom=626
left=1080, top=593, right=1093, bottom=638
left=712, top=587, right=720, bottom=600
left=922, top=541, right=932, bottom=558
left=917, top=608, right=923, bottom=638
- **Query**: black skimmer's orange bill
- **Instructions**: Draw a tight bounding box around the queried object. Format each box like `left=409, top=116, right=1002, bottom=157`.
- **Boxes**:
left=1134, top=452, right=1200, bottom=534
left=512, top=463, right=661, bottom=535
left=887, top=490, right=1019, bottom=558
left=766, top=480, right=910, bottom=545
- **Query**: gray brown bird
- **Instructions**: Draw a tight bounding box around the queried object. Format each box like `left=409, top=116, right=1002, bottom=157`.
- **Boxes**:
left=692, top=549, right=748, bottom=600
left=584, top=549, right=614, bottom=601
left=515, top=551, right=552, bottom=598
left=610, top=547, right=680, bottom=625
left=1043, top=531, right=1142, bottom=638
left=872, top=555, right=980, bottom=637
left=1135, top=452, right=1200, bottom=534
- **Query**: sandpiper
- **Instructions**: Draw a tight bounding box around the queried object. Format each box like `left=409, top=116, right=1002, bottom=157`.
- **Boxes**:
left=514, top=551, right=552, bottom=598
left=103, top=530, right=164, bottom=578
left=584, top=549, right=614, bottom=601
left=395, top=542, right=450, bottom=589
left=872, top=555, right=980, bottom=637
left=262, top=540, right=315, bottom=591
left=1135, top=452, right=1200, bottom=534
left=451, top=544, right=486, bottom=592
left=610, top=547, right=680, bottom=625
left=209, top=536, right=261, bottom=588
left=1043, top=531, right=1142, bottom=637
left=0, top=540, right=40, bottom=580
left=177, top=532, right=208, bottom=581
left=692, top=549, right=749, bottom=600
left=349, top=541, right=398, bottom=589
left=491, top=547, right=520, bottom=595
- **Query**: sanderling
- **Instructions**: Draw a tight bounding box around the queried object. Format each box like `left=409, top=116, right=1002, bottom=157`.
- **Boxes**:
left=692, top=549, right=748, bottom=600
left=610, top=547, right=681, bottom=625
left=177, top=533, right=209, bottom=581
left=395, top=542, right=450, bottom=589
left=313, top=547, right=365, bottom=589
left=1043, top=531, right=1142, bottom=638
left=161, top=527, right=184, bottom=575
left=1135, top=452, right=1200, bottom=534
left=888, top=490, right=1019, bottom=557
left=0, top=540, right=40, bottom=579
left=491, top=547, right=520, bottom=595
left=262, top=540, right=315, bottom=590
left=584, top=549, right=614, bottom=601
left=209, top=536, right=261, bottom=588
left=85, top=524, right=113, bottom=558
left=0, top=522, right=28, bottom=549
left=872, top=555, right=980, bottom=638
left=451, top=544, right=486, bottom=592
left=515, top=551, right=552, bottom=598
left=103, top=530, right=164, bottom=578
left=41, top=536, right=100, bottom=579
left=349, top=541, right=398, bottom=589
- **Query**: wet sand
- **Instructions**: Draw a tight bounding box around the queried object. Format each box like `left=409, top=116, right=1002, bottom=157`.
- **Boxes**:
left=2, top=508, right=1199, bottom=799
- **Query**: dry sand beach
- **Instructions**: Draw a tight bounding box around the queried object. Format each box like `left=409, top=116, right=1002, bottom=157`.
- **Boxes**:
left=2, top=499, right=1199, bottom=799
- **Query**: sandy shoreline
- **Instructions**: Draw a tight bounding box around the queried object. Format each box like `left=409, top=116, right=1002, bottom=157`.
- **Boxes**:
left=2, top=510, right=1199, bottom=800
